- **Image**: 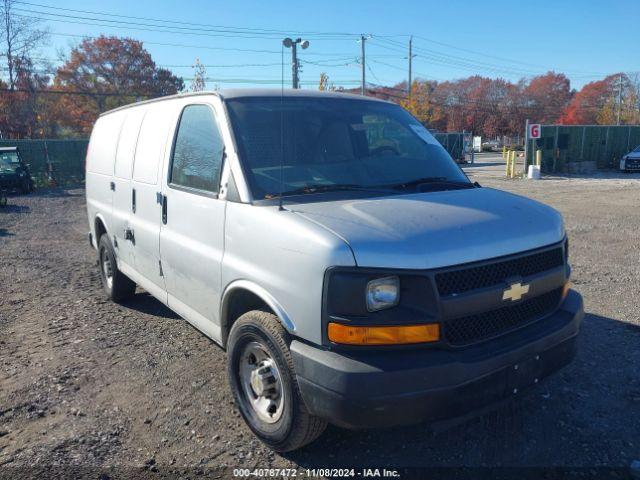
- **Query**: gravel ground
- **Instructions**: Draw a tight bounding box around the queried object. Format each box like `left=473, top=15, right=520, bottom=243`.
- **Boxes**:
left=1, top=174, right=639, bottom=478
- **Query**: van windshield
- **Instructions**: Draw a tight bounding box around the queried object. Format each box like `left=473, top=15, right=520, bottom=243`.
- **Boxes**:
left=225, top=96, right=469, bottom=200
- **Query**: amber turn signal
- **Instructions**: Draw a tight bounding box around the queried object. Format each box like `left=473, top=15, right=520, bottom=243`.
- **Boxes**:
left=327, top=323, right=440, bottom=345
left=562, top=281, right=572, bottom=299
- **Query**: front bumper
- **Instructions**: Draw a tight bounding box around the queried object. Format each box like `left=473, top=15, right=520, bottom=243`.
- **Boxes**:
left=622, top=158, right=640, bottom=170
left=292, top=290, right=583, bottom=429
left=0, top=174, right=20, bottom=189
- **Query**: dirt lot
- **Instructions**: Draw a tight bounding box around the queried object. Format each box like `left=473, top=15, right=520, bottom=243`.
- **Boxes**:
left=1, top=172, right=639, bottom=478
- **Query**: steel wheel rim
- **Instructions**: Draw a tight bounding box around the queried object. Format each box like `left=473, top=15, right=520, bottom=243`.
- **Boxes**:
left=100, top=247, right=114, bottom=290
left=238, top=341, right=284, bottom=424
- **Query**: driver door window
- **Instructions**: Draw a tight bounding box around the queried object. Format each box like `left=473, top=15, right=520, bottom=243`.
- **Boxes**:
left=170, top=104, right=224, bottom=193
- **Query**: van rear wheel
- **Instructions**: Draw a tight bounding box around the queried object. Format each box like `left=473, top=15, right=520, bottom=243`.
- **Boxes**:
left=98, top=234, right=136, bottom=302
left=227, top=310, right=327, bottom=452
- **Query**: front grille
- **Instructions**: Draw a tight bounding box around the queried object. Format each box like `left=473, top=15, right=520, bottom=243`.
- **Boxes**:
left=444, top=287, right=564, bottom=346
left=435, top=247, right=564, bottom=297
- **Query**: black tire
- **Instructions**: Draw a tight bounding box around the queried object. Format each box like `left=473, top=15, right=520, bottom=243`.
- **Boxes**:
left=20, top=178, right=32, bottom=194
left=98, top=234, right=136, bottom=302
left=227, top=310, right=327, bottom=452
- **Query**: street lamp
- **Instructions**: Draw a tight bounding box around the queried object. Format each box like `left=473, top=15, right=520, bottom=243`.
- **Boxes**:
left=282, top=37, right=309, bottom=89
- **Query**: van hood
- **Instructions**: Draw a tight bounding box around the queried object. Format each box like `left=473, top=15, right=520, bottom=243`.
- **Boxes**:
left=291, top=188, right=565, bottom=269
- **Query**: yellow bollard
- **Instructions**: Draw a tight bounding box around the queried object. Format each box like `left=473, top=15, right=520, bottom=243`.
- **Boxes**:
left=505, top=151, right=511, bottom=176
left=536, top=149, right=542, bottom=167
left=502, top=146, right=507, bottom=159
left=510, top=151, right=516, bottom=178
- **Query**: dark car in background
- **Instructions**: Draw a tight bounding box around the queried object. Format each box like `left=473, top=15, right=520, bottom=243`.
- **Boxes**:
left=0, top=147, right=34, bottom=194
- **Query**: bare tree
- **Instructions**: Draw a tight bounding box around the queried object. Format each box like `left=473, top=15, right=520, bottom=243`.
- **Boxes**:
left=190, top=58, right=207, bottom=92
left=0, top=0, right=49, bottom=90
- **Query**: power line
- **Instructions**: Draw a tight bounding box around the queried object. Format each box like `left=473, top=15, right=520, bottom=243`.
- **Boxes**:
left=371, top=37, right=610, bottom=81
left=14, top=1, right=363, bottom=38
left=370, top=38, right=545, bottom=78
left=13, top=8, right=360, bottom=41
left=45, top=32, right=379, bottom=57
left=411, top=34, right=607, bottom=76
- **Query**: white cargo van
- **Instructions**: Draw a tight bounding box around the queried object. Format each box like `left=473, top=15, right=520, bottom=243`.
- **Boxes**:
left=86, top=89, right=583, bottom=452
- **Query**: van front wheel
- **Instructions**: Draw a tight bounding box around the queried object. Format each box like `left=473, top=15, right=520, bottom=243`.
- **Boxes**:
left=98, top=234, right=136, bottom=302
left=227, top=311, right=327, bottom=452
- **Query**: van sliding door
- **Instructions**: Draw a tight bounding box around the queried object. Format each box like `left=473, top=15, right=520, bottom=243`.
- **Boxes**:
left=111, top=108, right=146, bottom=273
left=128, top=102, right=174, bottom=301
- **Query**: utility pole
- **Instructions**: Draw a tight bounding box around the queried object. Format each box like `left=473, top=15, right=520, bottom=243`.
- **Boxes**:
left=408, top=35, right=413, bottom=98
left=282, top=38, right=310, bottom=89
left=524, top=118, right=530, bottom=173
left=291, top=41, right=299, bottom=89
left=360, top=35, right=367, bottom=96
left=617, top=73, right=623, bottom=125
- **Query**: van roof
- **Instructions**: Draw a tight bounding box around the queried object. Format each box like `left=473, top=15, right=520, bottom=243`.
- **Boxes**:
left=100, top=88, right=390, bottom=117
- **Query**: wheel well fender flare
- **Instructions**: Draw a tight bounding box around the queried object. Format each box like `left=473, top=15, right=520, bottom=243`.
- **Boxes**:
left=93, top=213, right=109, bottom=245
left=220, top=280, right=296, bottom=346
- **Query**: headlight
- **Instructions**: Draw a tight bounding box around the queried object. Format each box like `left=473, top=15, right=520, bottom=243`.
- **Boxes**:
left=366, top=276, right=400, bottom=311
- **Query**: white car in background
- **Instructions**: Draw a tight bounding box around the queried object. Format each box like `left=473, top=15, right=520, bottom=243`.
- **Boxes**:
left=620, top=145, right=640, bottom=172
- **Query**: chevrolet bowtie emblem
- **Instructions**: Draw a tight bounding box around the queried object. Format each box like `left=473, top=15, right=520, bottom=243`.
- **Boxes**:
left=502, top=282, right=530, bottom=302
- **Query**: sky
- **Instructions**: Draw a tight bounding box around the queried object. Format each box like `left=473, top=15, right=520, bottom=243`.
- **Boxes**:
left=15, top=0, right=640, bottom=91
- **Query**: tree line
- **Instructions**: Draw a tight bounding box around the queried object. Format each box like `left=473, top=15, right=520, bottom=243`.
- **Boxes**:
left=366, top=72, right=640, bottom=138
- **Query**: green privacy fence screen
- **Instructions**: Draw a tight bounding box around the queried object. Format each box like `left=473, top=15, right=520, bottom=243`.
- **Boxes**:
left=526, top=125, right=640, bottom=173
left=0, top=133, right=465, bottom=187
left=433, top=132, right=464, bottom=160
left=0, top=139, right=89, bottom=186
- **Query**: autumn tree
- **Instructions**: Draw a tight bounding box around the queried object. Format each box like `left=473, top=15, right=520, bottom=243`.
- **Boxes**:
left=523, top=72, right=572, bottom=124
left=318, top=72, right=336, bottom=91
left=53, top=36, right=184, bottom=135
left=8, top=58, right=50, bottom=137
left=401, top=79, right=444, bottom=127
left=559, top=74, right=623, bottom=125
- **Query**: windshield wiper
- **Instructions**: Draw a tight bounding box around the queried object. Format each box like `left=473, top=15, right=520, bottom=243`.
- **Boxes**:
left=388, top=177, right=475, bottom=191
left=274, top=183, right=393, bottom=197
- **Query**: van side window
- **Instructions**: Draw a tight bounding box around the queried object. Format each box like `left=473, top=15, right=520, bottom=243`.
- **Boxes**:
left=170, top=104, right=224, bottom=193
